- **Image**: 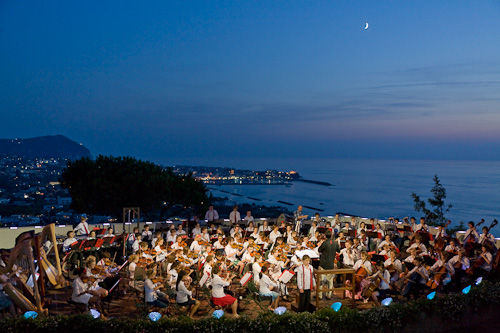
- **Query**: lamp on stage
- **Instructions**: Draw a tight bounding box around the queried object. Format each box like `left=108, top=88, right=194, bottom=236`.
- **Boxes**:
left=148, top=311, right=162, bottom=322
left=23, top=311, right=38, bottom=319
left=274, top=307, right=287, bottom=315
left=212, top=310, right=224, bottom=319
left=427, top=291, right=436, bottom=300
left=330, top=302, right=342, bottom=312
left=90, top=309, right=101, bottom=319
left=462, top=285, right=472, bottom=294
left=381, top=297, right=393, bottom=306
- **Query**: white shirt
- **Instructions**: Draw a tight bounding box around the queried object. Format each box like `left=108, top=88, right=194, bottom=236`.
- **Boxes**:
left=481, top=252, right=493, bottom=271
left=258, top=225, right=271, bottom=232
left=243, top=215, right=254, bottom=224
left=340, top=248, right=355, bottom=266
left=479, top=233, right=496, bottom=245
left=252, top=262, right=262, bottom=283
left=128, top=262, right=137, bottom=280
left=430, top=259, right=455, bottom=276
left=74, top=221, right=90, bottom=235
left=384, top=258, right=402, bottom=272
left=297, top=264, right=315, bottom=290
left=269, top=230, right=282, bottom=243
left=449, top=255, right=471, bottom=270
left=406, top=243, right=428, bottom=255
left=259, top=273, right=276, bottom=295
left=229, top=211, right=241, bottom=224
left=463, top=228, right=479, bottom=244
left=354, top=259, right=373, bottom=275
left=132, top=240, right=140, bottom=253
left=176, top=281, right=192, bottom=303
left=141, top=230, right=152, bottom=241
left=205, top=209, right=219, bottom=221
left=63, top=237, right=77, bottom=252
left=211, top=274, right=229, bottom=298
left=213, top=240, right=225, bottom=250
left=190, top=240, right=203, bottom=253
left=72, top=277, right=92, bottom=304
left=127, top=233, right=137, bottom=244
left=192, top=227, right=202, bottom=237
left=378, top=239, right=396, bottom=250
left=225, top=244, right=239, bottom=260
left=166, top=233, right=177, bottom=243
left=200, top=264, right=212, bottom=287
left=241, top=251, right=255, bottom=263
left=144, top=278, right=157, bottom=302
left=376, top=270, right=391, bottom=290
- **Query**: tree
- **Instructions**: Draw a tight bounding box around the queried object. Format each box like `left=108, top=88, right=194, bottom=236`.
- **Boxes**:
left=59, top=155, right=209, bottom=220
left=411, top=174, right=453, bottom=226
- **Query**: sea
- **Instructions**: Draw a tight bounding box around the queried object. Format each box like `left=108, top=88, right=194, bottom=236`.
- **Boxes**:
left=163, top=157, right=500, bottom=236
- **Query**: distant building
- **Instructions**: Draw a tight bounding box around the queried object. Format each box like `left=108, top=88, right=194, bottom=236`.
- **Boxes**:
left=57, top=196, right=72, bottom=206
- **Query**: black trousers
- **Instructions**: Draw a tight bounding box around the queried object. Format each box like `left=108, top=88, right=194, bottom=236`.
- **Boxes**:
left=298, top=289, right=311, bottom=312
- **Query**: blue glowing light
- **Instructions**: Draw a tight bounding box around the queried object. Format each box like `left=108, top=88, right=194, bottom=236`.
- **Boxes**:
left=331, top=302, right=342, bottom=312
left=381, top=297, right=393, bottom=306
left=23, top=311, right=38, bottom=319
left=274, top=306, right=287, bottom=315
left=212, top=309, right=224, bottom=319
left=427, top=291, right=436, bottom=300
left=148, top=311, right=162, bottom=321
left=462, top=285, right=471, bottom=294
left=90, top=309, right=101, bottom=319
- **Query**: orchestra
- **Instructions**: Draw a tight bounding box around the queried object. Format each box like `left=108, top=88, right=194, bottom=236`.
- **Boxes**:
left=9, top=212, right=496, bottom=322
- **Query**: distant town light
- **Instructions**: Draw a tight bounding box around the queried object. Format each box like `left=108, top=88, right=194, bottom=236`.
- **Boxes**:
left=9, top=227, right=18, bottom=230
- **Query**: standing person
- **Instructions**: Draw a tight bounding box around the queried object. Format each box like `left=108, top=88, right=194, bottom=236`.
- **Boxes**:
left=74, top=215, right=90, bottom=235
left=317, top=230, right=339, bottom=300
left=297, top=255, right=315, bottom=312
left=229, top=206, right=241, bottom=225
left=205, top=206, right=219, bottom=222
left=294, top=205, right=308, bottom=233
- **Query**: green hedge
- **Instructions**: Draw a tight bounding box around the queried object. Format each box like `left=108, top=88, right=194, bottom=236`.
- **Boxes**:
left=3, top=281, right=500, bottom=333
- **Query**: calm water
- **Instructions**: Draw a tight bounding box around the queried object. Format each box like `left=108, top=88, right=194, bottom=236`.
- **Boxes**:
left=164, top=157, right=500, bottom=235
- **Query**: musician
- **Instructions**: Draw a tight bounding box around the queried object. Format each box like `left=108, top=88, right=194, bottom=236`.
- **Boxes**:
left=368, top=261, right=393, bottom=306
left=144, top=269, right=170, bottom=309
left=448, top=249, right=470, bottom=288
left=229, top=225, right=241, bottom=238
left=87, top=230, right=97, bottom=240
left=470, top=245, right=493, bottom=279
left=435, top=225, right=448, bottom=240
left=97, top=252, right=111, bottom=266
left=132, top=233, right=142, bottom=253
left=166, top=229, right=177, bottom=243
left=462, top=221, right=480, bottom=246
left=259, top=265, right=280, bottom=311
left=406, top=237, right=428, bottom=255
left=317, top=230, right=338, bottom=300
left=225, top=237, right=244, bottom=262
left=171, top=236, right=186, bottom=250
left=104, top=227, right=114, bottom=238
left=309, top=221, right=318, bottom=238
left=374, top=223, right=385, bottom=238
left=71, top=267, right=104, bottom=316
left=252, top=254, right=264, bottom=284
left=352, top=238, right=366, bottom=254
left=414, top=218, right=429, bottom=233
left=294, top=205, right=308, bottom=233
left=127, top=254, right=139, bottom=287
left=229, top=205, right=241, bottom=225
left=379, top=244, right=391, bottom=257
left=357, top=222, right=367, bottom=236
left=237, top=245, right=256, bottom=274
left=401, top=257, right=429, bottom=299
left=176, top=272, right=200, bottom=319
left=378, top=235, right=396, bottom=251
left=339, top=240, right=356, bottom=268
left=256, top=232, right=270, bottom=250
left=200, top=255, right=214, bottom=287
left=341, top=222, right=354, bottom=236
left=213, top=234, right=226, bottom=250
left=245, top=221, right=256, bottom=233
left=74, top=215, right=90, bottom=235
left=258, top=220, right=271, bottom=233
left=63, top=231, right=77, bottom=252
left=211, top=264, right=239, bottom=317
left=84, top=256, right=109, bottom=298
left=404, top=248, right=419, bottom=264
left=127, top=227, right=140, bottom=246
left=249, top=228, right=260, bottom=241
left=205, top=205, right=219, bottom=222
left=479, top=226, right=496, bottom=247
left=192, top=223, right=202, bottom=238
left=243, top=210, right=254, bottom=224
left=384, top=250, right=403, bottom=283
left=269, top=225, right=282, bottom=244
left=190, top=234, right=204, bottom=253
left=358, top=230, right=369, bottom=250
left=429, top=251, right=454, bottom=287
left=354, top=251, right=373, bottom=293
left=444, top=239, right=460, bottom=254
left=297, top=255, right=315, bottom=312
left=177, top=224, right=186, bottom=236
left=141, top=225, right=152, bottom=243
left=331, top=214, right=341, bottom=231
left=288, top=231, right=298, bottom=246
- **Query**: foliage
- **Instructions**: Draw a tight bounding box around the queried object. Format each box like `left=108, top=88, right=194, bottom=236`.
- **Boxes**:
left=59, top=155, right=209, bottom=220
left=3, top=281, right=500, bottom=333
left=411, top=174, right=453, bottom=226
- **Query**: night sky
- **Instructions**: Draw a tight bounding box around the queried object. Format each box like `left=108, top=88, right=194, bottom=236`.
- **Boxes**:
left=1, top=1, right=500, bottom=163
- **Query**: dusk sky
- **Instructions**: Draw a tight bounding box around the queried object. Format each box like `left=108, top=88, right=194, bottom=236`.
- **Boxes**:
left=2, top=1, right=500, bottom=163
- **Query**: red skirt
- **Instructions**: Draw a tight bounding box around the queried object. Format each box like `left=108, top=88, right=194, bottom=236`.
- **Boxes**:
left=211, top=295, right=236, bottom=307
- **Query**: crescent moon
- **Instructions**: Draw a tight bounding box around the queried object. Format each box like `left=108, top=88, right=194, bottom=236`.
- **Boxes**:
left=364, top=22, right=369, bottom=30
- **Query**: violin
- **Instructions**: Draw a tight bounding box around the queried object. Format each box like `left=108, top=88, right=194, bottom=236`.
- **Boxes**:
left=231, top=243, right=243, bottom=250
left=179, top=241, right=187, bottom=248
left=82, top=276, right=97, bottom=284
left=306, top=241, right=316, bottom=249
left=187, top=252, right=199, bottom=259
